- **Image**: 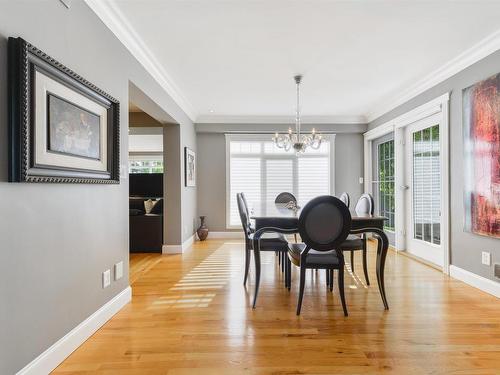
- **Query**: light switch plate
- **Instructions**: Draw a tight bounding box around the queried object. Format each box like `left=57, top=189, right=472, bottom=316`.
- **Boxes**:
left=114, top=261, right=123, bottom=281
left=482, top=251, right=491, bottom=266
left=102, top=269, right=111, bottom=288
left=359, top=177, right=364, bottom=184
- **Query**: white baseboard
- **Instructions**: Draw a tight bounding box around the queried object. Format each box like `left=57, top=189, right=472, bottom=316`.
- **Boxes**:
left=17, top=286, right=132, bottom=375
left=183, top=234, right=194, bottom=249
left=162, top=234, right=195, bottom=254
left=208, top=231, right=244, bottom=239
left=450, top=265, right=500, bottom=298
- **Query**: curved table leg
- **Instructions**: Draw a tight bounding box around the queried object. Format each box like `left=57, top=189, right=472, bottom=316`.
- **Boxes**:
left=374, top=230, right=389, bottom=310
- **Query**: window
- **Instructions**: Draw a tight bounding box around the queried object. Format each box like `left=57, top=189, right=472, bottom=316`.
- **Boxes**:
left=129, top=154, right=164, bottom=174
left=377, top=140, right=395, bottom=231
left=226, top=134, right=334, bottom=228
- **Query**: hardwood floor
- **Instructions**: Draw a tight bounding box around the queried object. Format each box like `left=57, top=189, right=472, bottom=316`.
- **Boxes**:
left=54, top=240, right=500, bottom=374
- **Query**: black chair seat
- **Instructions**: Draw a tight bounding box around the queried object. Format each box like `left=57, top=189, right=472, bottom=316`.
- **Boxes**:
left=250, top=232, right=288, bottom=251
left=340, top=235, right=363, bottom=250
left=288, top=243, right=341, bottom=267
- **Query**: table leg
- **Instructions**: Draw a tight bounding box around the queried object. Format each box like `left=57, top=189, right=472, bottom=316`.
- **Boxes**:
left=374, top=230, right=389, bottom=310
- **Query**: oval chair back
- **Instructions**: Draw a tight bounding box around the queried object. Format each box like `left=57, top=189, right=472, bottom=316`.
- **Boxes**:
left=236, top=193, right=251, bottom=240
left=339, top=192, right=350, bottom=208
left=241, top=192, right=250, bottom=217
left=298, top=195, right=352, bottom=252
left=355, top=193, right=374, bottom=215
left=275, top=192, right=297, bottom=204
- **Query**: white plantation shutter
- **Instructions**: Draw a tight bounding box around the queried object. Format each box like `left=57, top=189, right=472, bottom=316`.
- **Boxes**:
left=226, top=134, right=334, bottom=228
left=298, top=157, right=330, bottom=207
left=229, top=158, right=261, bottom=227
left=265, top=159, right=294, bottom=202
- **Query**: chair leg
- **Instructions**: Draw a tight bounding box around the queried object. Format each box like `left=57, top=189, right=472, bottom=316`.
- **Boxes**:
left=278, top=250, right=281, bottom=267
left=350, top=250, right=354, bottom=272
left=338, top=267, right=348, bottom=316
left=283, top=253, right=288, bottom=288
left=252, top=249, right=261, bottom=309
left=281, top=251, right=285, bottom=273
left=326, top=269, right=330, bottom=286
left=329, top=269, right=334, bottom=292
left=287, top=258, right=291, bottom=290
left=362, top=247, right=370, bottom=286
left=294, top=233, right=298, bottom=243
left=296, top=265, right=306, bottom=315
left=243, top=243, right=251, bottom=286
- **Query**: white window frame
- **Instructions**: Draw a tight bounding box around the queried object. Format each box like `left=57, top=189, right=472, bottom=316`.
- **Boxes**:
left=225, top=133, right=336, bottom=229
left=364, top=93, right=450, bottom=274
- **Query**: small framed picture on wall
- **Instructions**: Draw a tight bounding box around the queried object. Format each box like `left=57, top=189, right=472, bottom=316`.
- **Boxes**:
left=184, top=147, right=196, bottom=187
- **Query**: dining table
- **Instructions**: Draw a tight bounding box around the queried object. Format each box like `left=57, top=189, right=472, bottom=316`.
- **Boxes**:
left=250, top=201, right=390, bottom=310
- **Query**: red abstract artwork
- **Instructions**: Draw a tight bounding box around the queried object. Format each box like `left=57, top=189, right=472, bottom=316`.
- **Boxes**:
left=463, top=73, right=500, bottom=238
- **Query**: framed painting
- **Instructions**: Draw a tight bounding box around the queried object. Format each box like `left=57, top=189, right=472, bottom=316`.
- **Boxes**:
left=463, top=73, right=500, bottom=238
left=184, top=147, right=196, bottom=187
left=8, top=37, right=120, bottom=183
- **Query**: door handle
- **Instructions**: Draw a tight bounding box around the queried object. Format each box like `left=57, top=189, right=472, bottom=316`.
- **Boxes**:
left=400, top=185, right=410, bottom=190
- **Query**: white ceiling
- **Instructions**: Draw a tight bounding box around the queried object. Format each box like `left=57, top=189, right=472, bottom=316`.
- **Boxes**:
left=93, top=0, right=500, bottom=123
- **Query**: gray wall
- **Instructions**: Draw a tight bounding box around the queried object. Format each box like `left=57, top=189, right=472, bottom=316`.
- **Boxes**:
left=368, top=49, right=500, bottom=282
left=0, top=1, right=196, bottom=373
left=196, top=124, right=366, bottom=231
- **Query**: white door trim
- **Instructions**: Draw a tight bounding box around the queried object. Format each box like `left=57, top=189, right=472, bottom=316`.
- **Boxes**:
left=363, top=121, right=395, bottom=195
left=394, top=93, right=450, bottom=274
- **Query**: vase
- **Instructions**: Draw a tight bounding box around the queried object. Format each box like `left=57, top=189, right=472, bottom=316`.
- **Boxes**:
left=197, top=215, right=209, bottom=241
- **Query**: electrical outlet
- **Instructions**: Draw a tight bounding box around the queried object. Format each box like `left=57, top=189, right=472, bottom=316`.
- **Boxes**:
left=481, top=251, right=491, bottom=266
left=102, top=269, right=111, bottom=288
left=359, top=177, right=364, bottom=184
left=114, top=261, right=123, bottom=281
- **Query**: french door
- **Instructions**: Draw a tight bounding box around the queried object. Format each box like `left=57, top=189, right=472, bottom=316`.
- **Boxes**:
left=404, top=114, right=443, bottom=267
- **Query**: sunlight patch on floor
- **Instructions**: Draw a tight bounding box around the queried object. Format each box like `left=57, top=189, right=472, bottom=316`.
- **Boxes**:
left=152, top=244, right=242, bottom=308
left=345, top=262, right=368, bottom=289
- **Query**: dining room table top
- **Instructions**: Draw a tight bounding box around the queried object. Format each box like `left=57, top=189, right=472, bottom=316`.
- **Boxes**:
left=250, top=201, right=387, bottom=222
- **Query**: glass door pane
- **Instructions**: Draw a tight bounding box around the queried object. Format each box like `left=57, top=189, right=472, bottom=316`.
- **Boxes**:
left=376, top=139, right=395, bottom=231
left=412, top=124, right=440, bottom=245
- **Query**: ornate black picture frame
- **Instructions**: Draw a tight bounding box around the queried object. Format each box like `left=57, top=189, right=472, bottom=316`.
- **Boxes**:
left=8, top=37, right=120, bottom=183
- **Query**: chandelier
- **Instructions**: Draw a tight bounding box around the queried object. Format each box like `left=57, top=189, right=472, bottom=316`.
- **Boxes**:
left=272, top=75, right=322, bottom=154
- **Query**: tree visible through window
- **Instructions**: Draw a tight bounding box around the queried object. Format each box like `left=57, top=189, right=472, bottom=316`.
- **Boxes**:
left=378, top=140, right=395, bottom=231
left=129, top=159, right=163, bottom=174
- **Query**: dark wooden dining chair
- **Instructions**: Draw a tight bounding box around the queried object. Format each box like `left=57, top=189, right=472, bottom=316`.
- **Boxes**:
left=287, top=195, right=352, bottom=316
left=340, top=193, right=374, bottom=285
left=339, top=192, right=350, bottom=208
left=236, top=193, right=289, bottom=288
left=275, top=192, right=297, bottom=204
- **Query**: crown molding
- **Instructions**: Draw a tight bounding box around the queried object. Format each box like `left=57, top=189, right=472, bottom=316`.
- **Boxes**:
left=84, top=0, right=197, bottom=121
left=195, top=114, right=367, bottom=125
left=366, top=29, right=500, bottom=123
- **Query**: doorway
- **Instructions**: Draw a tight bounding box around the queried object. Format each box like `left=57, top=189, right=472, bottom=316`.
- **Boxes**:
left=364, top=94, right=450, bottom=273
